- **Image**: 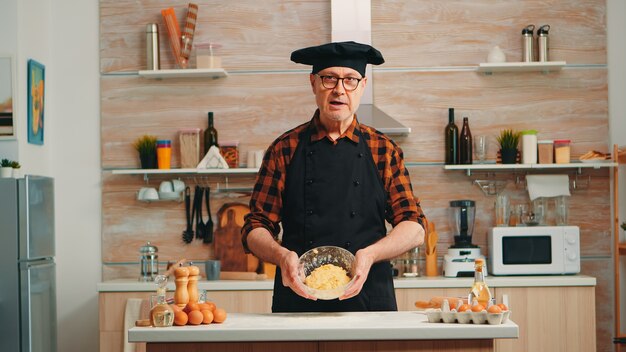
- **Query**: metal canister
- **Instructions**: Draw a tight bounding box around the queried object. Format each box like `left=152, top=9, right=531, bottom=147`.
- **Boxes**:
left=537, top=25, right=550, bottom=62
left=146, top=23, right=160, bottom=70
left=139, top=241, right=159, bottom=281
left=521, top=24, right=535, bottom=62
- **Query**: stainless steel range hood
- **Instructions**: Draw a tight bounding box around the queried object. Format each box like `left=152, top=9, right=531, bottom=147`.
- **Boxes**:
left=332, top=0, right=411, bottom=135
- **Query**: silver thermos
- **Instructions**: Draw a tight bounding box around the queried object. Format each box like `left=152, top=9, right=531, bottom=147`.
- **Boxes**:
left=537, top=25, right=550, bottom=62
left=522, top=24, right=535, bottom=62
left=146, top=23, right=160, bottom=70
left=139, top=241, right=159, bottom=281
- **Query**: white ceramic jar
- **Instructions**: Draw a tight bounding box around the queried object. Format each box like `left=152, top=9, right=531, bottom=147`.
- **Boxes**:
left=521, top=130, right=538, bottom=164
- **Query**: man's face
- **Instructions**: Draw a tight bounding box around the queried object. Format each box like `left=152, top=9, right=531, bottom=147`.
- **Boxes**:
left=310, top=67, right=367, bottom=125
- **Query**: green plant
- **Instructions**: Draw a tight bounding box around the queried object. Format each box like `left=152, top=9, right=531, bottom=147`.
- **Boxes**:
left=10, top=161, right=20, bottom=168
left=496, top=129, right=521, bottom=150
left=133, top=135, right=157, bottom=155
left=1, top=158, right=12, bottom=167
left=622, top=222, right=626, bottom=231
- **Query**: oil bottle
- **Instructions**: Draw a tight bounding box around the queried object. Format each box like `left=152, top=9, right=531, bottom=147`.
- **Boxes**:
left=468, top=258, right=491, bottom=308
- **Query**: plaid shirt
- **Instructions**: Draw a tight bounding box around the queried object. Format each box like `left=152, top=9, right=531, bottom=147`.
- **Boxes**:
left=242, top=111, right=426, bottom=252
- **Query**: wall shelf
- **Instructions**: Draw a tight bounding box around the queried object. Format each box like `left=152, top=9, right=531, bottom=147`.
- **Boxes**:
left=137, top=68, right=228, bottom=79
left=477, top=61, right=566, bottom=74
left=110, top=168, right=259, bottom=175
left=444, top=161, right=615, bottom=176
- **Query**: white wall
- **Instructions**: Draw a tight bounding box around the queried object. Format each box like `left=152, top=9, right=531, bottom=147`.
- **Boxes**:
left=0, top=0, right=101, bottom=351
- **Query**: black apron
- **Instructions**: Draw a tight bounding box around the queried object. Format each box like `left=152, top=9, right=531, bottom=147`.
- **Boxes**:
left=272, top=121, right=397, bottom=312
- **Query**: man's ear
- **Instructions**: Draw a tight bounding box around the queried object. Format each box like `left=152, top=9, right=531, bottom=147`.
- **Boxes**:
left=309, top=74, right=316, bottom=93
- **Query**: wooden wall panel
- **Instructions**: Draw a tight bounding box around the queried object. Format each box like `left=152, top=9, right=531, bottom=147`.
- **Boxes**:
left=100, top=0, right=330, bottom=72
left=100, top=1, right=612, bottom=350
left=372, top=0, right=606, bottom=67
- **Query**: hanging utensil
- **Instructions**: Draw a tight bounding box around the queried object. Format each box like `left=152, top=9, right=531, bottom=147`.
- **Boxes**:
left=203, top=186, right=214, bottom=244
left=194, top=185, right=206, bottom=240
left=182, top=187, right=194, bottom=243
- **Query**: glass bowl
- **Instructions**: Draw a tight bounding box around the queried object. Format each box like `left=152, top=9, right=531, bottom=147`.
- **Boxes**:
left=298, top=246, right=355, bottom=300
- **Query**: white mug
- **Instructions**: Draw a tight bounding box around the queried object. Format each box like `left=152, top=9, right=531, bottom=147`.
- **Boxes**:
left=254, top=150, right=264, bottom=168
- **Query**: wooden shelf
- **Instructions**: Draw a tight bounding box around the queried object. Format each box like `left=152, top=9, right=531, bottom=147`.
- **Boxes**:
left=110, top=168, right=259, bottom=175
left=137, top=68, right=228, bottom=79
left=477, top=61, right=566, bottom=73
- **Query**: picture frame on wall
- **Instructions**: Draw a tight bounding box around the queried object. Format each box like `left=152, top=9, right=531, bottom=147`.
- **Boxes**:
left=0, top=56, right=15, bottom=139
left=27, top=59, right=45, bottom=145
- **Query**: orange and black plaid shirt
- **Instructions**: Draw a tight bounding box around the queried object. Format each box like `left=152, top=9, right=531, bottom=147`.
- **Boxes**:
left=242, top=111, right=426, bottom=252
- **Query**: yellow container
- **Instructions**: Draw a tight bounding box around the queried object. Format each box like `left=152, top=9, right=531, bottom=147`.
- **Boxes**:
left=553, top=139, right=571, bottom=164
left=156, top=140, right=172, bottom=169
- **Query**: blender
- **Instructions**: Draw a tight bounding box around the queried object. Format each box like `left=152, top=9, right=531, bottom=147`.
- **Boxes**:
left=443, top=200, right=487, bottom=277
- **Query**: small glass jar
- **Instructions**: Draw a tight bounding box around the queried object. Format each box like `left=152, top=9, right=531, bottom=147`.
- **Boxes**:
left=553, top=139, right=571, bottom=164
left=402, top=247, right=419, bottom=277
left=521, top=130, right=538, bottom=164
left=195, top=43, right=222, bottom=69
left=537, top=140, right=554, bottom=164
left=150, top=294, right=174, bottom=327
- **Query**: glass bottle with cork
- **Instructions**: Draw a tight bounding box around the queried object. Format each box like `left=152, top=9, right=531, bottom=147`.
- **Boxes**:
left=150, top=275, right=174, bottom=327
left=444, top=108, right=459, bottom=164
left=203, top=111, right=219, bottom=155
left=459, top=117, right=473, bottom=164
left=468, top=258, right=491, bottom=308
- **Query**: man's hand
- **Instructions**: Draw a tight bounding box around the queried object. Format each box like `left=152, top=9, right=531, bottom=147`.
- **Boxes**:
left=339, top=248, right=375, bottom=300
left=279, top=250, right=317, bottom=300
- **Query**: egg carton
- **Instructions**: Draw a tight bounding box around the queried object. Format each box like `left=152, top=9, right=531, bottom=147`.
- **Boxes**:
left=425, top=309, right=511, bottom=325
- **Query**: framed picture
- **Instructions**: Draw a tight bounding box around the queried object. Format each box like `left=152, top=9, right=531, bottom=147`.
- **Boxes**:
left=27, top=59, right=45, bottom=145
left=0, top=56, right=15, bottom=139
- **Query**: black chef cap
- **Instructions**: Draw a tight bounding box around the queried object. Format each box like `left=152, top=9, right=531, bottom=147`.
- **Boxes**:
left=290, top=41, right=384, bottom=77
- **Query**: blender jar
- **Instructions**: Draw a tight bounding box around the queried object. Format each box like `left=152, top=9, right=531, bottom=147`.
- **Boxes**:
left=449, top=200, right=476, bottom=247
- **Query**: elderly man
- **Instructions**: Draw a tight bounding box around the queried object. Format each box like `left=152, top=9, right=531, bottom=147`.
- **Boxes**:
left=242, top=41, right=427, bottom=312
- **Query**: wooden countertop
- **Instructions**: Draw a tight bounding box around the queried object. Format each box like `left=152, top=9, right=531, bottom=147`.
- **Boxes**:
left=128, top=311, right=519, bottom=343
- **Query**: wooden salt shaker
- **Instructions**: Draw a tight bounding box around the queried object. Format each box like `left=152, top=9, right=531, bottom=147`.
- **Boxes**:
left=174, top=265, right=189, bottom=308
left=187, top=265, right=200, bottom=304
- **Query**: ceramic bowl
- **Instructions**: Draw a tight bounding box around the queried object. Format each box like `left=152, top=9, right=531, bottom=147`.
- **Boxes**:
left=298, top=246, right=355, bottom=300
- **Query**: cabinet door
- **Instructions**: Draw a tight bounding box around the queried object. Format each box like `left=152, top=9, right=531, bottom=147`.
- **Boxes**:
left=494, top=287, right=596, bottom=352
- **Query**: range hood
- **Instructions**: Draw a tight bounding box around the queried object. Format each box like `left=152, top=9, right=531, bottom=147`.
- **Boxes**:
left=331, top=0, right=411, bottom=135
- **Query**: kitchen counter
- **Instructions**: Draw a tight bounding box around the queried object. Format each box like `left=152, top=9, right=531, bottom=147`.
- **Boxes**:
left=98, top=274, right=596, bottom=292
left=129, top=311, right=518, bottom=352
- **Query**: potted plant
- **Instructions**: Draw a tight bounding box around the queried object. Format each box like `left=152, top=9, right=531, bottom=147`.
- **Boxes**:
left=133, top=135, right=158, bottom=169
left=622, top=222, right=626, bottom=233
left=0, top=158, right=13, bottom=178
left=10, top=161, right=21, bottom=178
left=496, top=129, right=521, bottom=164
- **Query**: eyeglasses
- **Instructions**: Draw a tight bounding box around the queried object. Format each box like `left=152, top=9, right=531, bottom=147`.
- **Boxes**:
left=316, top=74, right=363, bottom=91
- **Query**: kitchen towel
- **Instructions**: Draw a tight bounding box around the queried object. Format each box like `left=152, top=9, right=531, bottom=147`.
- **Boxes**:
left=123, top=298, right=147, bottom=352
left=526, top=174, right=570, bottom=201
left=197, top=145, right=229, bottom=169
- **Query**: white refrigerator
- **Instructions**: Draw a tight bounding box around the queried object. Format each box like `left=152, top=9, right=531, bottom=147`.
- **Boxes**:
left=0, top=175, right=57, bottom=352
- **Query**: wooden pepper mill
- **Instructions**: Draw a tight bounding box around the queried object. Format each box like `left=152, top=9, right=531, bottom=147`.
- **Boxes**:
left=174, top=265, right=190, bottom=308
left=187, top=264, right=200, bottom=304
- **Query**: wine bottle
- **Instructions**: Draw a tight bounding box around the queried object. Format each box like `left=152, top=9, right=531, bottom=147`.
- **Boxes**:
left=459, top=116, right=473, bottom=164
left=203, top=112, right=219, bottom=155
left=444, top=108, right=459, bottom=164
left=468, top=258, right=491, bottom=308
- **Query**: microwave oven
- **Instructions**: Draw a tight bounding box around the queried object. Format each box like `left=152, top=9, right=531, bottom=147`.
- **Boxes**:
left=488, top=226, right=580, bottom=275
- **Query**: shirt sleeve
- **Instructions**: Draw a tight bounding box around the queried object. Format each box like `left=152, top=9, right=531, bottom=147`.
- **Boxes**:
left=241, top=144, right=285, bottom=253
left=385, top=144, right=427, bottom=228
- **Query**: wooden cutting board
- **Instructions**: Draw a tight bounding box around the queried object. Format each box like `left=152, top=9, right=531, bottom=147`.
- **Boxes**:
left=213, top=202, right=259, bottom=272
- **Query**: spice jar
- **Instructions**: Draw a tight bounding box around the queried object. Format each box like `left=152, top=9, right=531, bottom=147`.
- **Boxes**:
left=179, top=129, right=200, bottom=168
left=537, top=140, right=554, bottom=164
left=554, top=139, right=571, bottom=164
left=403, top=247, right=419, bottom=277
left=219, top=140, right=239, bottom=168
left=156, top=140, right=172, bottom=169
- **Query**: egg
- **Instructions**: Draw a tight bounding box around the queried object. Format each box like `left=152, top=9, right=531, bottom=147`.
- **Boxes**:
left=174, top=311, right=188, bottom=326
left=471, top=304, right=485, bottom=312
left=188, top=310, right=204, bottom=325
left=497, top=303, right=509, bottom=311
left=184, top=302, right=200, bottom=313
left=458, top=304, right=471, bottom=312
left=488, top=305, right=503, bottom=314
left=201, top=309, right=214, bottom=324
left=213, top=308, right=227, bottom=323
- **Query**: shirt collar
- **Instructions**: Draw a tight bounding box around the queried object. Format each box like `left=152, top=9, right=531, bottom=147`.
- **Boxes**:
left=309, top=110, right=360, bottom=144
